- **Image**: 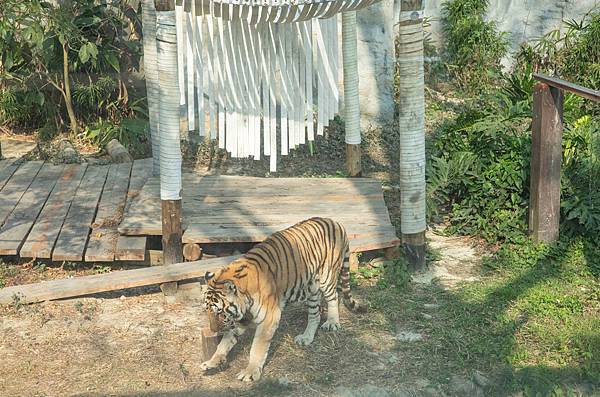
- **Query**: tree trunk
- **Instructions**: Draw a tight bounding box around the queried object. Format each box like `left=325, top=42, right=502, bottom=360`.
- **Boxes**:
left=398, top=0, right=426, bottom=271
left=62, top=42, right=79, bottom=135
left=342, top=11, right=362, bottom=177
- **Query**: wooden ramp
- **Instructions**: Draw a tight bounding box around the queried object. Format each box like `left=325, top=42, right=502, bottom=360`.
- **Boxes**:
left=119, top=175, right=400, bottom=255
left=0, top=158, right=152, bottom=262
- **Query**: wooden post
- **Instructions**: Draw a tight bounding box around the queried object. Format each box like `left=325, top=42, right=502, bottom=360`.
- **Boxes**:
left=349, top=252, right=359, bottom=272
left=398, top=0, right=426, bottom=272
left=346, top=144, right=362, bottom=177
left=161, top=199, right=182, bottom=295
left=529, top=83, right=563, bottom=243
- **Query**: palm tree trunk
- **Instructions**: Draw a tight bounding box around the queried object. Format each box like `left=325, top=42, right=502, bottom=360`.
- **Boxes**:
left=342, top=11, right=361, bottom=177
left=398, top=0, right=426, bottom=270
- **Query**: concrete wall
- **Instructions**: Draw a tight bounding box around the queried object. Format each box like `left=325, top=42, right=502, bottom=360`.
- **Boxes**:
left=357, top=0, right=598, bottom=127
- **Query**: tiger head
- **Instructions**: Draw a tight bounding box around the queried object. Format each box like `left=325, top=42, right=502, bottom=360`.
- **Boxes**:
left=203, top=262, right=253, bottom=333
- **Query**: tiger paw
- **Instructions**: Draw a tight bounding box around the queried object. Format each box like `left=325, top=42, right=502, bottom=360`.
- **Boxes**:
left=237, top=365, right=262, bottom=382
left=294, top=333, right=315, bottom=346
left=200, top=357, right=225, bottom=372
left=321, top=320, right=341, bottom=331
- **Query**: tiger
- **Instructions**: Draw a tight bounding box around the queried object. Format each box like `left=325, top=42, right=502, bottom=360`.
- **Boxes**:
left=201, top=217, right=363, bottom=382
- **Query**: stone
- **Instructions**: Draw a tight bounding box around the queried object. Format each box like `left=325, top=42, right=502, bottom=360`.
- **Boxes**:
left=423, top=303, right=440, bottom=309
left=334, top=384, right=394, bottom=397
left=449, top=375, right=484, bottom=397
left=395, top=330, right=423, bottom=342
left=278, top=377, right=292, bottom=387
left=472, top=371, right=491, bottom=388
left=57, top=140, right=79, bottom=164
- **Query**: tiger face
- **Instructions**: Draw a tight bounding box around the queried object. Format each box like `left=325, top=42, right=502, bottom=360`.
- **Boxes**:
left=203, top=271, right=246, bottom=333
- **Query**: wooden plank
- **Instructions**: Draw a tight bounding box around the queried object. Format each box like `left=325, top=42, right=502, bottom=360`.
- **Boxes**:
left=115, top=158, right=152, bottom=261
left=114, top=236, right=147, bottom=261
left=20, top=164, right=88, bottom=259
left=0, top=161, right=44, bottom=227
left=52, top=165, right=109, bottom=262
left=84, top=163, right=132, bottom=262
left=350, top=234, right=401, bottom=253
left=121, top=206, right=392, bottom=236
left=0, top=159, right=20, bottom=191
left=0, top=255, right=237, bottom=305
left=0, top=164, right=65, bottom=255
left=182, top=223, right=397, bottom=244
left=533, top=73, right=600, bottom=102
left=529, top=83, right=564, bottom=243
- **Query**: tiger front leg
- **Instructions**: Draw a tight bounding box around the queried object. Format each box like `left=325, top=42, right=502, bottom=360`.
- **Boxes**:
left=321, top=290, right=341, bottom=331
left=201, top=325, right=246, bottom=372
left=237, top=309, right=281, bottom=382
left=294, top=289, right=322, bottom=346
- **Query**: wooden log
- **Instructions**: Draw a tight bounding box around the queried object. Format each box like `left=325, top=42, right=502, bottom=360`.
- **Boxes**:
left=384, top=246, right=401, bottom=260
left=106, top=139, right=133, bottom=163
left=201, top=327, right=220, bottom=361
left=346, top=144, right=362, bottom=177
left=161, top=199, right=183, bottom=296
left=529, top=83, right=563, bottom=243
left=0, top=255, right=237, bottom=305
left=183, top=243, right=202, bottom=261
left=403, top=232, right=426, bottom=272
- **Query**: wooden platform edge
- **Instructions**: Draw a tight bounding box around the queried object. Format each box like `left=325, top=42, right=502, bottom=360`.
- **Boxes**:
left=0, top=255, right=239, bottom=305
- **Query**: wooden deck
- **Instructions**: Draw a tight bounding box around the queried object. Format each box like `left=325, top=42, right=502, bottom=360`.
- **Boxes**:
left=0, top=158, right=152, bottom=262
left=0, top=158, right=399, bottom=264
left=119, top=174, right=400, bottom=254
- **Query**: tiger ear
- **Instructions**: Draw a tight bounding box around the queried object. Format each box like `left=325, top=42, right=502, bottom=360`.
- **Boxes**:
left=205, top=271, right=215, bottom=281
left=224, top=280, right=237, bottom=294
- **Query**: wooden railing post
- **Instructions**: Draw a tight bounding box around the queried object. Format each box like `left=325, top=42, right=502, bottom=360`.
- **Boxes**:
left=529, top=83, right=564, bottom=243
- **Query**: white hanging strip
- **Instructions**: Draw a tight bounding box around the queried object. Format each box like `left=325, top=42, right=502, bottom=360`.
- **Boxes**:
left=268, top=23, right=277, bottom=172
left=278, top=25, right=289, bottom=156
left=175, top=3, right=187, bottom=106
left=262, top=23, right=271, bottom=157
left=246, top=22, right=262, bottom=159
left=206, top=17, right=219, bottom=142
left=314, top=19, right=324, bottom=136
left=290, top=24, right=300, bottom=149
left=194, top=12, right=205, bottom=137
left=303, top=21, right=314, bottom=142
left=185, top=4, right=195, bottom=131
left=296, top=22, right=307, bottom=145
left=332, top=16, right=340, bottom=116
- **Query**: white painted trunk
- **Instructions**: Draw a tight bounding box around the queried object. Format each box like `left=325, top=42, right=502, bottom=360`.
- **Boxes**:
left=141, top=0, right=160, bottom=176
left=342, top=11, right=361, bottom=145
left=156, top=10, right=183, bottom=201
left=398, top=7, right=426, bottom=234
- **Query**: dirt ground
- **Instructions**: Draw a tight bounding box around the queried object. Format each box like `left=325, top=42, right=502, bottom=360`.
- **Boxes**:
left=0, top=232, right=486, bottom=397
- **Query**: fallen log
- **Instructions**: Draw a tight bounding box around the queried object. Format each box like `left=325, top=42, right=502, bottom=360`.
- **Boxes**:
left=0, top=255, right=238, bottom=305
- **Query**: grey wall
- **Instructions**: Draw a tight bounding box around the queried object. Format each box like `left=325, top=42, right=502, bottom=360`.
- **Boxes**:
left=358, top=0, right=598, bottom=127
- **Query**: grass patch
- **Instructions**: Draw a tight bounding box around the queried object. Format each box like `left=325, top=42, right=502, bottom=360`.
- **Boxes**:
left=361, top=237, right=599, bottom=395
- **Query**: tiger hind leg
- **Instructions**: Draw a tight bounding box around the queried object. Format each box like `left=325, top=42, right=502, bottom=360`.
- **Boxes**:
left=294, top=288, right=322, bottom=346
left=321, top=289, right=341, bottom=331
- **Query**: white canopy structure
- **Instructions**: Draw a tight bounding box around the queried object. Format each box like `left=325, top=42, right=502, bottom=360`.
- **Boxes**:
left=141, top=0, right=427, bottom=273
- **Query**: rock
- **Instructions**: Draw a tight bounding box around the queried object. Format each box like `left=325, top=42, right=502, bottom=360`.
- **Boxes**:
left=421, top=313, right=433, bottom=320
left=395, top=330, right=423, bottom=342
left=277, top=377, right=292, bottom=387
left=106, top=139, right=132, bottom=163
left=334, top=384, right=394, bottom=397
left=472, top=371, right=491, bottom=388
left=449, top=375, right=484, bottom=397
left=57, top=140, right=79, bottom=164
left=423, top=303, right=440, bottom=309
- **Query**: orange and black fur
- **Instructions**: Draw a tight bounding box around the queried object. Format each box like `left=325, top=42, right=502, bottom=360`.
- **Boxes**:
left=201, top=217, right=362, bottom=381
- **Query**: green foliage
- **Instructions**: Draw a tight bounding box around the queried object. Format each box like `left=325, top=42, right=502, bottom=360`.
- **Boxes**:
left=0, top=0, right=145, bottom=147
left=427, top=96, right=532, bottom=242
left=442, top=0, right=508, bottom=90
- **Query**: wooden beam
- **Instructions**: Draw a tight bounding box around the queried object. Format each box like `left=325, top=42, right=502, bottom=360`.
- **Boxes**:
left=183, top=243, right=202, bottom=261
left=533, top=73, right=600, bottom=103
left=0, top=255, right=238, bottom=305
left=529, top=83, right=563, bottom=243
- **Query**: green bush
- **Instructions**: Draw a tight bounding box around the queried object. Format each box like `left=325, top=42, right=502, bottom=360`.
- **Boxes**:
left=442, top=0, right=508, bottom=90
